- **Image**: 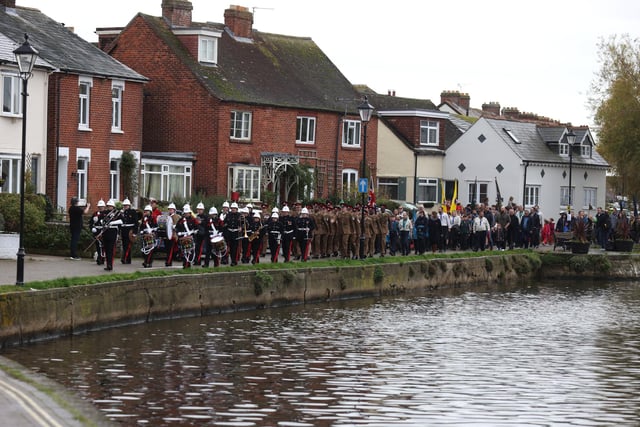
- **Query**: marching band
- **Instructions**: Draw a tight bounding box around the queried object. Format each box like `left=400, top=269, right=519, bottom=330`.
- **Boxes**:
left=83, top=198, right=393, bottom=272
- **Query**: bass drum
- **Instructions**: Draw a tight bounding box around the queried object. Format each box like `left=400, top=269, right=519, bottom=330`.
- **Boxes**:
left=211, top=235, right=227, bottom=258
left=156, top=214, right=173, bottom=239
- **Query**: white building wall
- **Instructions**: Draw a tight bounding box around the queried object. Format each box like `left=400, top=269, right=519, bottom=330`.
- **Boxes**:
left=444, top=118, right=522, bottom=207
left=445, top=118, right=607, bottom=216
left=0, top=68, right=48, bottom=194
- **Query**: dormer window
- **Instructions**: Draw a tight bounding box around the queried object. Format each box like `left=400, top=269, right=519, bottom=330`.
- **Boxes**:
left=199, top=36, right=218, bottom=64
left=559, top=142, right=569, bottom=156
left=581, top=144, right=591, bottom=157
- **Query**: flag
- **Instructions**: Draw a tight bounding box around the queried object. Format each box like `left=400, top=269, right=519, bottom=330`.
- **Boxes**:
left=441, top=180, right=447, bottom=211
left=452, top=179, right=458, bottom=207
left=495, top=177, right=503, bottom=205
left=368, top=186, right=376, bottom=207
left=472, top=176, right=478, bottom=205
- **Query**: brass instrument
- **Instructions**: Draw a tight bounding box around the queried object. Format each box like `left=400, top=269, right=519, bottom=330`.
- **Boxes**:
left=243, top=217, right=248, bottom=239
left=248, top=225, right=264, bottom=242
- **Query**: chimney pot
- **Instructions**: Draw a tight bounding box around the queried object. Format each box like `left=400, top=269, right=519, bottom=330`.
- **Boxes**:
left=225, top=5, right=254, bottom=39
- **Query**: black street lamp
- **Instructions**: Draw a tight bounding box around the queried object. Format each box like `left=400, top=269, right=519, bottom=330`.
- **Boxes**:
left=13, top=34, right=39, bottom=286
left=358, top=97, right=374, bottom=260
left=566, top=129, right=576, bottom=216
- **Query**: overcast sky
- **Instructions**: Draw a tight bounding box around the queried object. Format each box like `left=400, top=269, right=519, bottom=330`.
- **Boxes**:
left=19, top=0, right=640, bottom=127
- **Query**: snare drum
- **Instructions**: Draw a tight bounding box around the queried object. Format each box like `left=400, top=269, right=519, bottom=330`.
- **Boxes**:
left=141, top=232, right=156, bottom=254
left=179, top=235, right=194, bottom=251
left=211, top=235, right=227, bottom=257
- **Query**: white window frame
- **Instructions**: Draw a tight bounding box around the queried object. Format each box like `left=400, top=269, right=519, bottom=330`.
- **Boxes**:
left=77, top=157, right=89, bottom=200
left=198, top=36, right=218, bottom=64
left=420, top=120, right=439, bottom=146
left=417, top=178, right=438, bottom=204
left=559, top=142, right=569, bottom=156
left=583, top=187, right=597, bottom=209
left=560, top=186, right=573, bottom=207
left=342, top=168, right=358, bottom=195
left=469, top=181, right=488, bottom=205
left=109, top=159, right=120, bottom=201
left=581, top=144, right=591, bottom=157
left=2, top=72, right=22, bottom=116
left=141, top=160, right=192, bottom=201
left=111, top=80, right=124, bottom=133
left=296, top=116, right=316, bottom=144
left=0, top=156, right=20, bottom=193
left=342, top=120, right=361, bottom=147
left=524, top=185, right=540, bottom=207
left=78, top=76, right=93, bottom=130
left=230, top=111, right=252, bottom=140
left=228, top=165, right=260, bottom=201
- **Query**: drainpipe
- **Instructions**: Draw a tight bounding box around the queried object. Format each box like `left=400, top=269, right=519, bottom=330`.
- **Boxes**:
left=522, top=160, right=529, bottom=207
left=413, top=150, right=418, bottom=204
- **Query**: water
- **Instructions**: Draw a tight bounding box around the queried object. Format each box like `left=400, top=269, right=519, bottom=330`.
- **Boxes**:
left=3, top=280, right=640, bottom=426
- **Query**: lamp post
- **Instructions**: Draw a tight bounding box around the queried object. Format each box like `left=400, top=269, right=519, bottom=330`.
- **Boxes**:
left=566, top=129, right=576, bottom=215
left=358, top=97, right=374, bottom=260
left=13, top=34, right=39, bottom=286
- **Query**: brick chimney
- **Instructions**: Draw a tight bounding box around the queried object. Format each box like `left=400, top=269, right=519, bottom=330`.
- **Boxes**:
left=482, top=102, right=501, bottom=116
left=440, top=90, right=470, bottom=110
left=0, top=0, right=16, bottom=8
left=502, top=107, right=520, bottom=119
left=224, top=5, right=254, bottom=39
left=162, top=0, right=193, bottom=27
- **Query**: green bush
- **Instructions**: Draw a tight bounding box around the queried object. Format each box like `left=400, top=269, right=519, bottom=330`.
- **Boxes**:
left=0, top=193, right=45, bottom=233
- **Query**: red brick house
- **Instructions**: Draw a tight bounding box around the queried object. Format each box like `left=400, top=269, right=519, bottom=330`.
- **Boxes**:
left=0, top=0, right=148, bottom=211
left=1, top=0, right=148, bottom=211
left=99, top=1, right=376, bottom=204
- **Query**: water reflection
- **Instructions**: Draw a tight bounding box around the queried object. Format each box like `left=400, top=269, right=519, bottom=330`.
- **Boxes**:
left=4, top=280, right=640, bottom=425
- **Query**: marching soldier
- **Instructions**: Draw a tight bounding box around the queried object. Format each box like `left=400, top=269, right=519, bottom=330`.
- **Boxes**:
left=223, top=202, right=242, bottom=266
left=164, top=202, right=181, bottom=267
left=337, top=204, right=352, bottom=259
left=204, top=207, right=223, bottom=268
left=89, top=199, right=106, bottom=265
left=175, top=204, right=198, bottom=268
left=239, top=206, right=251, bottom=264
left=279, top=205, right=296, bottom=262
left=265, top=212, right=282, bottom=262
left=120, top=198, right=139, bottom=264
left=194, top=202, right=208, bottom=266
left=140, top=205, right=157, bottom=268
left=312, top=204, right=327, bottom=259
left=295, top=207, right=315, bottom=261
left=247, top=211, right=263, bottom=264
left=101, top=199, right=123, bottom=271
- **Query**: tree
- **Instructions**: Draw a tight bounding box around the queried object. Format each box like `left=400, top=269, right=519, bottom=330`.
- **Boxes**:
left=590, top=34, right=640, bottom=198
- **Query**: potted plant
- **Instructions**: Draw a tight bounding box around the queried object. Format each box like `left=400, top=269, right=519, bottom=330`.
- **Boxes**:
left=570, top=218, right=591, bottom=254
left=613, top=218, right=634, bottom=252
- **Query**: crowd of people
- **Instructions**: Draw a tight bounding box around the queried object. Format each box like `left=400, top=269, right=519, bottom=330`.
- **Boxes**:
left=69, top=195, right=640, bottom=272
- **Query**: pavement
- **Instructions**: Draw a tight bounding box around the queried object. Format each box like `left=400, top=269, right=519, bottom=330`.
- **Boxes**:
left=0, top=253, right=186, bottom=286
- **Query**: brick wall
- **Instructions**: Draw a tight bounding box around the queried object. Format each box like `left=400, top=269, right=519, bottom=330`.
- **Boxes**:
left=106, top=15, right=377, bottom=200
left=46, top=73, right=144, bottom=206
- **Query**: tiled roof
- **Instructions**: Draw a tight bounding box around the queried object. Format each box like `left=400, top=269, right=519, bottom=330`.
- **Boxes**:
left=141, top=14, right=361, bottom=113
left=0, top=6, right=146, bottom=81
left=361, top=92, right=436, bottom=111
left=485, top=118, right=609, bottom=167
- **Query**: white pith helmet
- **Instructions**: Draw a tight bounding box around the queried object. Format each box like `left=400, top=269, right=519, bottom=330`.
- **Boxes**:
left=209, top=207, right=218, bottom=215
left=183, top=204, right=192, bottom=213
left=122, top=198, right=131, bottom=205
left=97, top=199, right=106, bottom=207
left=231, top=202, right=238, bottom=209
left=144, top=205, right=152, bottom=212
left=222, top=201, right=230, bottom=208
left=197, top=202, right=205, bottom=210
left=282, top=206, right=290, bottom=212
left=168, top=202, right=176, bottom=210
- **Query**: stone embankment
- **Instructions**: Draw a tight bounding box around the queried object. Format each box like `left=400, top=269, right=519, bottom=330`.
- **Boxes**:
left=0, top=252, right=637, bottom=348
